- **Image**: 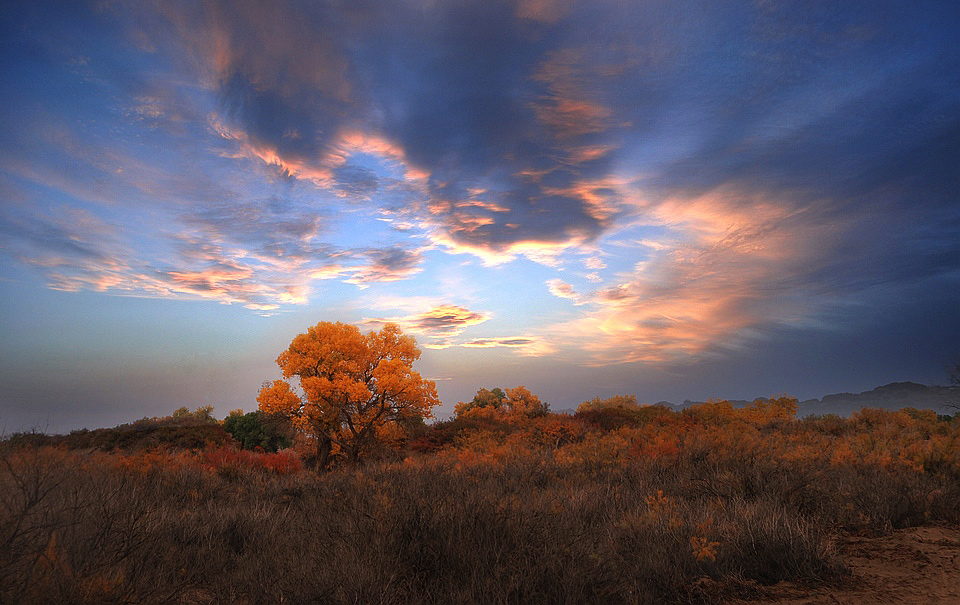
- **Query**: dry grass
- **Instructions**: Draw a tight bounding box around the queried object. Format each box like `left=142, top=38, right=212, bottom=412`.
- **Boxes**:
left=1, top=408, right=958, bottom=604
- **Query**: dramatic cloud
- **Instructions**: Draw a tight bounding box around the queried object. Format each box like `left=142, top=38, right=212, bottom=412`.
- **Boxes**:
left=116, top=0, right=632, bottom=264
left=360, top=303, right=551, bottom=355
left=361, top=304, right=491, bottom=348
left=1, top=0, right=958, bottom=433
left=551, top=179, right=959, bottom=364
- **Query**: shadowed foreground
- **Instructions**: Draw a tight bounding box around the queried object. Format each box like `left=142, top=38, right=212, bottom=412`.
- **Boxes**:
left=730, top=526, right=960, bottom=604
left=2, top=404, right=958, bottom=603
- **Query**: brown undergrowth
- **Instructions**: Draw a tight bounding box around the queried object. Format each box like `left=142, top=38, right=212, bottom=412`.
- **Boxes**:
left=1, top=404, right=958, bottom=604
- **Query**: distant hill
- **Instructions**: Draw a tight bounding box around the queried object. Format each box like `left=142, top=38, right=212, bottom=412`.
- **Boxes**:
left=643, top=382, right=960, bottom=417
left=796, top=382, right=960, bottom=417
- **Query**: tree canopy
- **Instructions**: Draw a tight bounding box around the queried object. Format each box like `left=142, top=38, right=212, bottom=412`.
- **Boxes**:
left=257, top=322, right=439, bottom=467
left=454, top=385, right=549, bottom=420
left=454, top=387, right=506, bottom=416
left=577, top=394, right=640, bottom=413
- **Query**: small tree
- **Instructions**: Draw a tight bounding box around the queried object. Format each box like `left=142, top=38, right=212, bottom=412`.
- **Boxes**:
left=453, top=387, right=506, bottom=416
left=257, top=321, right=439, bottom=467
left=577, top=394, right=640, bottom=413
left=504, top=386, right=549, bottom=418
left=171, top=405, right=216, bottom=423
left=222, top=411, right=293, bottom=452
left=455, top=386, right=548, bottom=420
left=944, top=359, right=960, bottom=413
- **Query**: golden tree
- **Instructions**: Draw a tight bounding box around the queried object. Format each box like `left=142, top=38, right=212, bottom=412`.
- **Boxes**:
left=257, top=321, right=439, bottom=467
left=454, top=385, right=548, bottom=420
left=503, top=386, right=549, bottom=418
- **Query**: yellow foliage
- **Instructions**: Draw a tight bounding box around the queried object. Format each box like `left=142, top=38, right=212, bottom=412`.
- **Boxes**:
left=258, top=321, right=439, bottom=464
left=454, top=403, right=504, bottom=421
left=691, top=535, right=720, bottom=562
left=577, top=394, right=639, bottom=413
left=455, top=385, right=548, bottom=421
left=504, top=385, right=548, bottom=418
left=646, top=490, right=674, bottom=517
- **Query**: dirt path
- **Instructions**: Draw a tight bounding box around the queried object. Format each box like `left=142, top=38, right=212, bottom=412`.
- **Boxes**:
left=734, top=526, right=960, bottom=604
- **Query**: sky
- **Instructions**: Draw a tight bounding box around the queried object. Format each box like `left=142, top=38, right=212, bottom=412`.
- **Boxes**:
left=1, top=0, right=958, bottom=433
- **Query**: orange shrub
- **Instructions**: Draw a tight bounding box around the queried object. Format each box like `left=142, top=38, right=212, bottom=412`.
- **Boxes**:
left=200, top=446, right=302, bottom=475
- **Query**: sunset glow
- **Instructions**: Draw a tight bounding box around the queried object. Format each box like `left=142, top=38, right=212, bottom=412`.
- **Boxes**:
left=1, top=0, right=957, bottom=432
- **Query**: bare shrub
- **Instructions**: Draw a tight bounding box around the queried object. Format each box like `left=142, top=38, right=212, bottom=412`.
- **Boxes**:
left=2, top=404, right=957, bottom=603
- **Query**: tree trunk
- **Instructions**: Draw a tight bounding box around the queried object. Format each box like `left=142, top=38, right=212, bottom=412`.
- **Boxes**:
left=346, top=441, right=364, bottom=467
left=312, top=435, right=332, bottom=471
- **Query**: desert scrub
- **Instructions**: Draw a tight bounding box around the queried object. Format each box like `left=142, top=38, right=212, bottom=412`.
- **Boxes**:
left=2, top=446, right=847, bottom=604
left=3, top=405, right=957, bottom=603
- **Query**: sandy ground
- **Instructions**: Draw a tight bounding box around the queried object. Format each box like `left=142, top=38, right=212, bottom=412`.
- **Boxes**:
left=732, top=526, right=960, bottom=604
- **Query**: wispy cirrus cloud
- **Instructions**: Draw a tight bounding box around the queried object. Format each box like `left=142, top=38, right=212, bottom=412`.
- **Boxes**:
left=461, top=336, right=555, bottom=357
left=359, top=302, right=554, bottom=356
left=0, top=196, right=429, bottom=313
left=361, top=304, right=490, bottom=348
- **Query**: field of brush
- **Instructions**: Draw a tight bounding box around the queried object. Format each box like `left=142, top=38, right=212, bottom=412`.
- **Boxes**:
left=2, top=402, right=958, bottom=604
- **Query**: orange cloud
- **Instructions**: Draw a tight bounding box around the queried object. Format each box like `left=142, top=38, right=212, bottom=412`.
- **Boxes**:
left=461, top=336, right=555, bottom=356
left=545, top=278, right=583, bottom=303
left=455, top=200, right=511, bottom=213
left=565, top=144, right=618, bottom=163
left=584, top=256, right=606, bottom=270
left=533, top=98, right=613, bottom=137
left=420, top=172, right=631, bottom=267
left=542, top=175, right=628, bottom=223
left=343, top=247, right=424, bottom=286
left=531, top=48, right=616, bottom=138
left=211, top=118, right=335, bottom=184
left=427, top=230, right=587, bottom=266
left=358, top=304, right=552, bottom=356
left=516, top=0, right=574, bottom=23
left=361, top=304, right=492, bottom=349
left=551, top=185, right=851, bottom=364
left=161, top=0, right=352, bottom=102
left=326, top=130, right=415, bottom=172
left=213, top=117, right=430, bottom=193
left=8, top=200, right=429, bottom=314
left=308, top=265, right=349, bottom=280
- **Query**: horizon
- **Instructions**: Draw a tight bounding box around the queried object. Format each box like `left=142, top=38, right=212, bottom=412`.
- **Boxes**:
left=2, top=1, right=958, bottom=434
left=5, top=375, right=958, bottom=437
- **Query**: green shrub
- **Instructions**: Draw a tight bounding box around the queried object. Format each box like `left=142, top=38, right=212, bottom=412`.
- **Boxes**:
left=222, top=411, right=293, bottom=452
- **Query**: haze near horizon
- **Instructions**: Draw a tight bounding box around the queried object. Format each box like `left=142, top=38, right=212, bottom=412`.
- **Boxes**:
left=1, top=0, right=957, bottom=433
